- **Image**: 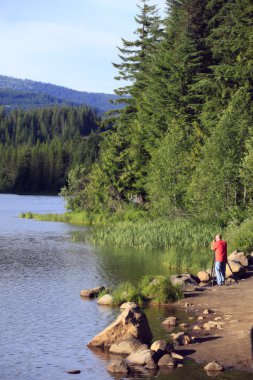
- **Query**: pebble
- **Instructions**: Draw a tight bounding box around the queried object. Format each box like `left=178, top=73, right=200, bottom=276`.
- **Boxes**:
left=66, top=370, right=81, bottom=375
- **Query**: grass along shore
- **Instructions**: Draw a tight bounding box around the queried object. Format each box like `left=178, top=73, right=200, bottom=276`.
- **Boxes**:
left=98, top=276, right=184, bottom=306
left=20, top=210, right=253, bottom=272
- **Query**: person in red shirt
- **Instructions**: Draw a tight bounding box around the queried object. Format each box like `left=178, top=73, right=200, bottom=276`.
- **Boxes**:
left=211, top=234, right=227, bottom=286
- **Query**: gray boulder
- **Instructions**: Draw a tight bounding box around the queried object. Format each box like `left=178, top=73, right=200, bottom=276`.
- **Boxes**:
left=170, top=273, right=199, bottom=287
left=126, top=347, right=154, bottom=365
left=97, top=294, right=114, bottom=305
left=107, top=360, right=130, bottom=373
left=204, top=361, right=224, bottom=371
left=226, top=260, right=246, bottom=279
left=80, top=286, right=105, bottom=298
left=158, top=354, right=175, bottom=367
left=109, top=338, right=146, bottom=355
left=228, top=251, right=248, bottom=267
left=88, top=309, right=152, bottom=348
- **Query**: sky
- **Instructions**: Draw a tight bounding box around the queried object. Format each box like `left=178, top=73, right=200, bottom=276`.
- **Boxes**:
left=0, top=0, right=166, bottom=93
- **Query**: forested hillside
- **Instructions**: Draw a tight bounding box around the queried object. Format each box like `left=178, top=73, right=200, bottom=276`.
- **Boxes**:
left=0, top=75, right=120, bottom=112
left=63, top=0, right=253, bottom=224
left=0, top=105, right=100, bottom=193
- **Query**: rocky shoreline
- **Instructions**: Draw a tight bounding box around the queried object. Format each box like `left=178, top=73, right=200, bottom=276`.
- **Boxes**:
left=81, top=250, right=253, bottom=376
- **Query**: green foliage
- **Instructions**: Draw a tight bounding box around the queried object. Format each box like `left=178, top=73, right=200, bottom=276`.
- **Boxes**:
left=162, top=246, right=213, bottom=273
left=187, top=88, right=252, bottom=221
left=140, top=276, right=184, bottom=303
left=109, top=276, right=184, bottom=306
left=0, top=105, right=100, bottom=194
left=20, top=211, right=93, bottom=225
left=111, top=282, right=144, bottom=306
left=226, top=218, right=253, bottom=253
left=90, top=218, right=219, bottom=249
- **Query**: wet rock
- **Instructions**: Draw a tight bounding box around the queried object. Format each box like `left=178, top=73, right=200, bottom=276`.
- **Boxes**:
left=197, top=271, right=210, bottom=283
left=204, top=361, right=224, bottom=371
left=170, top=273, right=199, bottom=287
left=120, top=302, right=140, bottom=311
left=80, top=286, right=105, bottom=298
left=150, top=340, right=167, bottom=352
left=126, top=347, right=154, bottom=365
left=109, top=338, right=146, bottom=355
left=145, top=358, right=157, bottom=369
left=66, top=369, right=81, bottom=374
left=97, top=294, right=113, bottom=305
left=171, top=332, right=191, bottom=346
left=158, top=354, right=175, bottom=367
left=162, top=316, right=177, bottom=326
left=107, top=360, right=130, bottom=373
left=228, top=251, right=248, bottom=267
left=171, top=352, right=184, bottom=360
left=88, top=309, right=152, bottom=348
left=226, top=260, right=246, bottom=279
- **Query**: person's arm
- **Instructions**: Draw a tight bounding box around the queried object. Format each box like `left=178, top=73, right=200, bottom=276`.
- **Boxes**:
left=211, top=240, right=216, bottom=251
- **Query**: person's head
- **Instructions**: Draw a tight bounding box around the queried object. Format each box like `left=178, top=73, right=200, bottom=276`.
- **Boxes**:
left=215, top=234, right=222, bottom=241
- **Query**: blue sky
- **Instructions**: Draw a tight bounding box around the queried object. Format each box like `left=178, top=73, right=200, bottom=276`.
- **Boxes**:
left=0, top=0, right=166, bottom=93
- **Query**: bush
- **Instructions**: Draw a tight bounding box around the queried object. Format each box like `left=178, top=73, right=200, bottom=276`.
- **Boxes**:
left=226, top=217, right=253, bottom=252
left=140, top=276, right=184, bottom=304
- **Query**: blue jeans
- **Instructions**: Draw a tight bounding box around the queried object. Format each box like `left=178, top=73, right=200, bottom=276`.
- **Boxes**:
left=215, top=261, right=226, bottom=285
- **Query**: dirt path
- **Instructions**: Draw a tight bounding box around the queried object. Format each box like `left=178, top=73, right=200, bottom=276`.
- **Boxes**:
left=177, top=267, right=253, bottom=372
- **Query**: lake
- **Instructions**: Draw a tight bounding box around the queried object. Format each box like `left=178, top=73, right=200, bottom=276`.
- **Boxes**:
left=0, top=195, right=250, bottom=380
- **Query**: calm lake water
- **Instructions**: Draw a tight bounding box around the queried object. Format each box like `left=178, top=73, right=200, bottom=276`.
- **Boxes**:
left=0, top=195, right=251, bottom=380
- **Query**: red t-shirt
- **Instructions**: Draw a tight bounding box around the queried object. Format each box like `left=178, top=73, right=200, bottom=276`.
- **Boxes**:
left=211, top=240, right=227, bottom=262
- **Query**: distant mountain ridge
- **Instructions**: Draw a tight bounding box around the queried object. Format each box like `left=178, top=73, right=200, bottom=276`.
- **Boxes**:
left=0, top=75, right=119, bottom=112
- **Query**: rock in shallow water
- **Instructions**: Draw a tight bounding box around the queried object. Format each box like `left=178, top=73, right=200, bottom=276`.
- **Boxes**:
left=109, top=338, right=146, bottom=355
left=107, top=360, right=130, bottom=373
left=204, top=361, right=224, bottom=371
left=88, top=309, right=153, bottom=348
left=126, top=346, right=154, bottom=365
left=80, top=286, right=105, bottom=298
left=97, top=294, right=113, bottom=305
left=158, top=354, right=175, bottom=367
left=66, top=369, right=81, bottom=374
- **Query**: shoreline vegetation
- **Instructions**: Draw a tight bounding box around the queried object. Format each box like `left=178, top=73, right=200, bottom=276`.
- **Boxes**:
left=20, top=209, right=253, bottom=273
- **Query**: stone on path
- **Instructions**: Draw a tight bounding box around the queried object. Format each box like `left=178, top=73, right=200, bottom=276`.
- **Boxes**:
left=171, top=332, right=191, bottom=346
left=170, top=273, right=199, bottom=287
left=197, top=271, right=210, bottom=283
left=228, top=251, right=248, bottom=267
left=203, top=309, right=212, bottom=315
left=107, top=360, right=130, bottom=373
left=88, top=309, right=152, bottom=348
left=226, top=260, right=246, bottom=279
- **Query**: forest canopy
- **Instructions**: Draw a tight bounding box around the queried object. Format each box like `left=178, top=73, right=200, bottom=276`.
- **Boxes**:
left=0, top=105, right=100, bottom=193
left=62, top=0, right=253, bottom=224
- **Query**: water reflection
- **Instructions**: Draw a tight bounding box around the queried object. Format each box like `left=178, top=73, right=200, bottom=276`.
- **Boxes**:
left=0, top=195, right=251, bottom=380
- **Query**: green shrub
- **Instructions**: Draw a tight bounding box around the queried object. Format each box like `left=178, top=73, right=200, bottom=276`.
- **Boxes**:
left=111, top=282, right=144, bottom=306
left=226, top=217, right=253, bottom=252
left=140, top=276, right=184, bottom=303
